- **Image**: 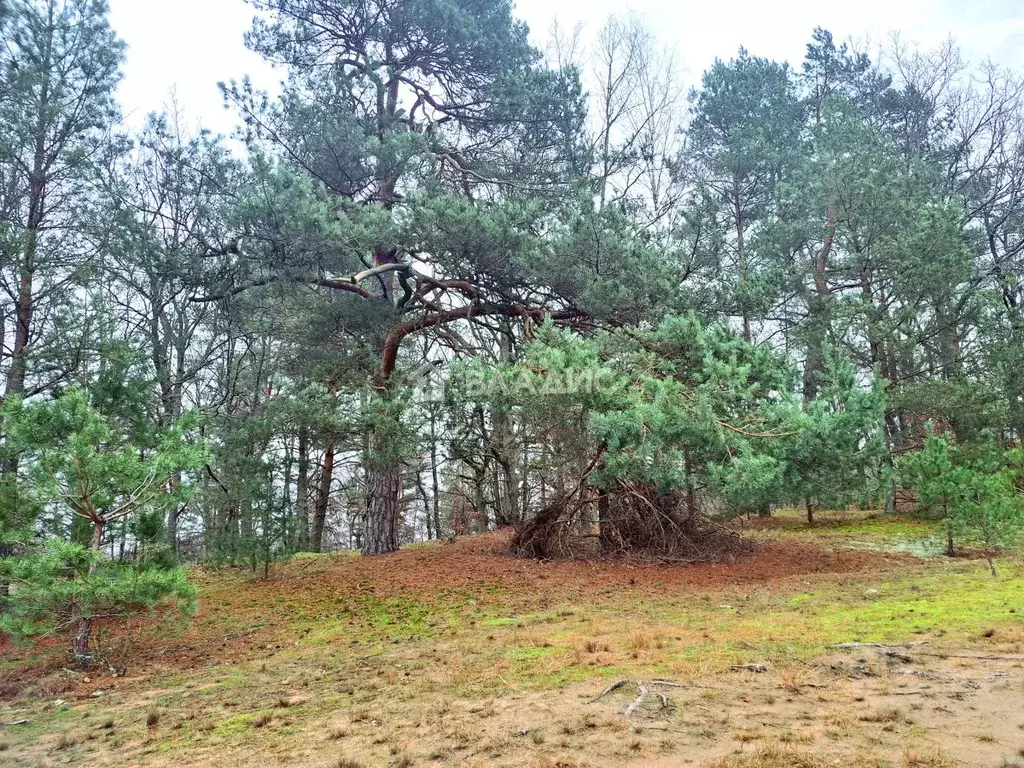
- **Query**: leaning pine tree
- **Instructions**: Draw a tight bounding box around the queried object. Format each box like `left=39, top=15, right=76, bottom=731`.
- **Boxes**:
left=198, top=0, right=672, bottom=554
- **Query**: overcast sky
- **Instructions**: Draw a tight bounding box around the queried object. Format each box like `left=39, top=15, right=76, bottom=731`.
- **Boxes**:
left=107, top=0, right=1024, bottom=136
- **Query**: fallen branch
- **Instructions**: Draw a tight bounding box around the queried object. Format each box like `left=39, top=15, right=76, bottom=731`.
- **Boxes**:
left=835, top=641, right=929, bottom=649
left=883, top=650, right=915, bottom=663
left=648, top=679, right=689, bottom=688
left=588, top=678, right=629, bottom=704
left=731, top=664, right=768, bottom=673
left=590, top=678, right=686, bottom=715
left=623, top=684, right=648, bottom=717
left=920, top=652, right=1024, bottom=661
left=222, top=624, right=266, bottom=641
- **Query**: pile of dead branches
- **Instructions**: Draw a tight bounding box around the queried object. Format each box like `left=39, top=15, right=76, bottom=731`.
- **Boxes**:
left=509, top=479, right=751, bottom=563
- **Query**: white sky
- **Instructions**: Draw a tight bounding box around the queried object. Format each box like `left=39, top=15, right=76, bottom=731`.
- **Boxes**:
left=107, top=0, right=1024, bottom=136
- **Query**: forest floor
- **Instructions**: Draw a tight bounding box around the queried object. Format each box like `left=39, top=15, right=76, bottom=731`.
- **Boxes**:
left=1, top=510, right=1023, bottom=767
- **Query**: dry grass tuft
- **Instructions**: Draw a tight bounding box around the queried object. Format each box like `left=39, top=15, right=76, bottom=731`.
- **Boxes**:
left=705, top=743, right=833, bottom=767
left=626, top=627, right=666, bottom=652
left=777, top=666, right=813, bottom=693
left=859, top=706, right=911, bottom=724
left=54, top=732, right=77, bottom=751
left=821, top=706, right=853, bottom=727
left=902, top=748, right=960, bottom=767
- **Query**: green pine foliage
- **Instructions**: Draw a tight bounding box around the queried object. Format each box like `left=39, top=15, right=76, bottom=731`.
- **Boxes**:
left=899, top=428, right=1024, bottom=573
left=0, top=388, right=204, bottom=665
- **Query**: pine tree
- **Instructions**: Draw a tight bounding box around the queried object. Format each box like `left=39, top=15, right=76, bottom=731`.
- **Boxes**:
left=0, top=387, right=204, bottom=665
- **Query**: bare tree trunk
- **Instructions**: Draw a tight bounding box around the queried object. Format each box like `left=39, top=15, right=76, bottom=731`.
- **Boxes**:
left=364, top=458, right=401, bottom=555
left=734, top=182, right=751, bottom=343
left=311, top=440, right=334, bottom=552
left=296, top=424, right=310, bottom=550
left=418, top=466, right=432, bottom=541
left=429, top=412, right=442, bottom=539
left=489, top=387, right=520, bottom=526
left=4, top=79, right=48, bottom=403
left=683, top=445, right=697, bottom=519
left=74, top=520, right=104, bottom=668
left=597, top=490, right=614, bottom=553
left=801, top=205, right=835, bottom=401
left=945, top=501, right=955, bottom=557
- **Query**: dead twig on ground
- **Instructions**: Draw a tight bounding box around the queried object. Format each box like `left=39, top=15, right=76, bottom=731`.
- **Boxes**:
left=588, top=678, right=629, bottom=703
left=835, top=641, right=929, bottom=649
left=623, top=684, right=649, bottom=717
left=920, top=652, right=1024, bottom=661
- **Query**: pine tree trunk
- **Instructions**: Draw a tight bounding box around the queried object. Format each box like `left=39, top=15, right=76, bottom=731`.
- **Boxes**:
left=311, top=441, right=334, bottom=553
left=296, top=424, right=310, bottom=550
left=597, top=490, right=614, bottom=553
left=73, top=617, right=93, bottom=667
left=683, top=446, right=698, bottom=520
left=74, top=520, right=104, bottom=668
left=363, top=459, right=402, bottom=555
left=429, top=414, right=442, bottom=539
left=733, top=182, right=751, bottom=343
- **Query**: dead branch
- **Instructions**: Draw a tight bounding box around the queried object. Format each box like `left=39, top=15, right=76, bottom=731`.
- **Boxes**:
left=835, top=641, right=930, bottom=649
left=622, top=683, right=649, bottom=717
left=588, top=678, right=630, bottom=704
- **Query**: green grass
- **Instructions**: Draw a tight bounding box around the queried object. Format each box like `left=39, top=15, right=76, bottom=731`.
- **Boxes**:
left=3, top=514, right=1022, bottom=767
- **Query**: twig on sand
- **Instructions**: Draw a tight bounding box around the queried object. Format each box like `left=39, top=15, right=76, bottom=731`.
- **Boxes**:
left=730, top=663, right=768, bottom=673
left=623, top=684, right=649, bottom=717
left=648, top=678, right=689, bottom=688
left=920, top=652, right=1024, bottom=661
left=222, top=624, right=266, bottom=641
left=588, top=678, right=629, bottom=704
left=837, top=642, right=926, bottom=650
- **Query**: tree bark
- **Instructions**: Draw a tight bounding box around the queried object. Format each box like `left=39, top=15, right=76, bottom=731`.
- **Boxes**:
left=296, top=424, right=310, bottom=550
left=597, top=490, right=614, bottom=553
left=4, top=65, right=48, bottom=403
left=310, top=440, right=334, bottom=552
left=733, top=180, right=751, bottom=343
left=683, top=445, right=698, bottom=519
left=74, top=520, right=104, bottom=668
left=363, top=458, right=402, bottom=555
left=801, top=204, right=835, bottom=401
left=429, top=411, right=442, bottom=539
